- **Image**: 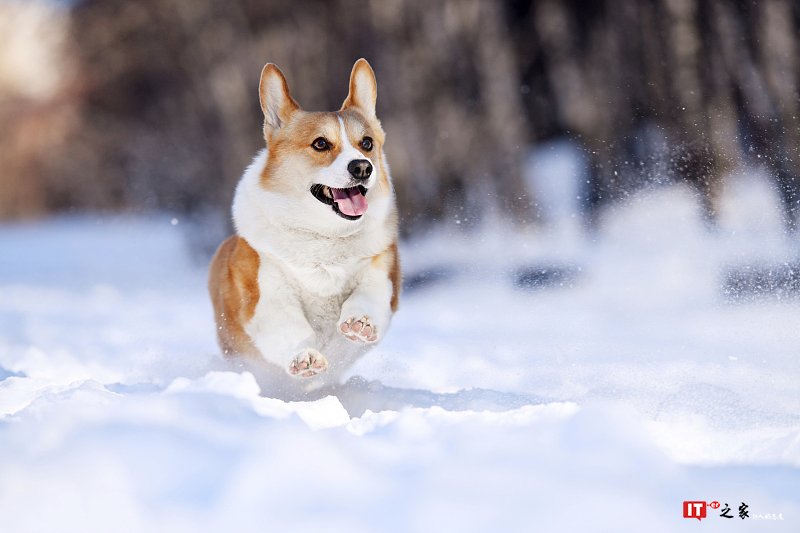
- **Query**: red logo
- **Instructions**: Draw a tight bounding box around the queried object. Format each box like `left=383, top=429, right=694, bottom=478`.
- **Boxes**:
left=709, top=501, right=721, bottom=509
left=684, top=501, right=707, bottom=520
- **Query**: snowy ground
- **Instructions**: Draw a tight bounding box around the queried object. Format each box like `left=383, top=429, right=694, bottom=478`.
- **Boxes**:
left=1, top=167, right=799, bottom=531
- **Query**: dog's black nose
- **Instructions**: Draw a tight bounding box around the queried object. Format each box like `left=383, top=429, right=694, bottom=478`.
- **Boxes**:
left=347, top=159, right=373, bottom=180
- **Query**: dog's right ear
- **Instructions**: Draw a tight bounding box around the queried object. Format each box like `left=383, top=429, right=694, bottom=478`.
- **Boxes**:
left=259, top=63, right=299, bottom=138
left=341, top=58, right=377, bottom=120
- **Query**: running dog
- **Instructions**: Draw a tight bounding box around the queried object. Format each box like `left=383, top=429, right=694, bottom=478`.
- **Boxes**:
left=208, top=59, right=400, bottom=396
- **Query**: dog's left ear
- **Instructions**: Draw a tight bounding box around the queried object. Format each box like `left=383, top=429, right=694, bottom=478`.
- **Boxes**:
left=341, top=58, right=377, bottom=120
left=259, top=63, right=299, bottom=138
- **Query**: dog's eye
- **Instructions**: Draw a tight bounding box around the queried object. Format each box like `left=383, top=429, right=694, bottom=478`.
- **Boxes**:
left=360, top=137, right=373, bottom=152
left=311, top=137, right=331, bottom=151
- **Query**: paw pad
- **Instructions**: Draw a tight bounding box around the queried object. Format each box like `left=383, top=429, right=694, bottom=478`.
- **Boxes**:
left=288, top=349, right=328, bottom=378
left=339, top=315, right=379, bottom=343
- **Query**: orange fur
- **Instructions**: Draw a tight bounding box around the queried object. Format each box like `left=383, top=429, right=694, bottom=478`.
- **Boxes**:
left=260, top=110, right=384, bottom=191
left=262, top=113, right=342, bottom=189
left=208, top=236, right=261, bottom=358
left=371, top=242, right=402, bottom=312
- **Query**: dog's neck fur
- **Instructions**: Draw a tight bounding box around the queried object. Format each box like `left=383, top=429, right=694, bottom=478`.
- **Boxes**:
left=233, top=149, right=396, bottom=294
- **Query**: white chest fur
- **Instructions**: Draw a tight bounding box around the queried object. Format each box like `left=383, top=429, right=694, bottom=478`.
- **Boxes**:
left=231, top=150, right=395, bottom=382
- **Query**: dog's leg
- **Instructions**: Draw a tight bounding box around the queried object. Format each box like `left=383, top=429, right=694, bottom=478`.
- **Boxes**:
left=248, top=270, right=328, bottom=378
left=338, top=258, right=395, bottom=345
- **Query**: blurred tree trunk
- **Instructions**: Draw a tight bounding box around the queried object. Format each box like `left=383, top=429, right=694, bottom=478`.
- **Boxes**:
left=4, top=0, right=800, bottom=236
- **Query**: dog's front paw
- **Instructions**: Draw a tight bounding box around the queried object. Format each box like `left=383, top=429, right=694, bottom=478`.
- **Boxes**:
left=339, top=315, right=379, bottom=343
left=287, top=349, right=328, bottom=378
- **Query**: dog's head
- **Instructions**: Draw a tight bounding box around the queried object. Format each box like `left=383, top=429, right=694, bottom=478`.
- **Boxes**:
left=255, top=59, right=392, bottom=231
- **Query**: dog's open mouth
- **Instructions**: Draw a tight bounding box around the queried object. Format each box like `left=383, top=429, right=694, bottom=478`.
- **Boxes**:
left=310, top=184, right=368, bottom=220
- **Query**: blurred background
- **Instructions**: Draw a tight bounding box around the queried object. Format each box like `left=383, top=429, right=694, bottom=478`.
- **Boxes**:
left=3, top=0, right=800, bottom=250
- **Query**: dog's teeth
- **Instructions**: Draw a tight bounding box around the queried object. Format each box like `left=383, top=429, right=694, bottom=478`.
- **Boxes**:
left=323, top=186, right=332, bottom=199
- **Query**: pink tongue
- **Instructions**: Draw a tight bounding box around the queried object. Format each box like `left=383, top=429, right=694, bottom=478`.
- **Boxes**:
left=332, top=187, right=368, bottom=217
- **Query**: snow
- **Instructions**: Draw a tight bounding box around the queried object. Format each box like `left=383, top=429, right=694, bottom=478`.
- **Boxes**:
left=1, top=163, right=799, bottom=531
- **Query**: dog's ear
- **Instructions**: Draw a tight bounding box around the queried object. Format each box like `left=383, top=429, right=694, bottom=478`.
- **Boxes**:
left=341, top=58, right=377, bottom=120
left=259, top=63, right=299, bottom=137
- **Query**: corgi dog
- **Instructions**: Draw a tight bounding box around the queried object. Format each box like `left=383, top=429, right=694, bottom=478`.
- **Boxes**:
left=208, top=59, right=400, bottom=397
